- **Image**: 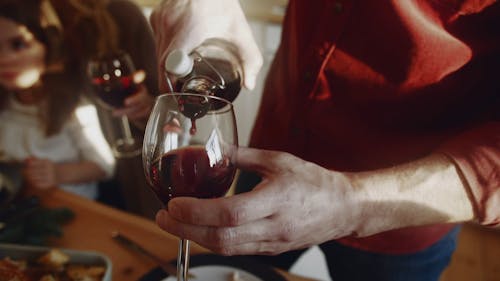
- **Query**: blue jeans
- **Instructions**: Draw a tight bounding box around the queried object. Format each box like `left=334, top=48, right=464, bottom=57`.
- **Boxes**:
left=323, top=226, right=460, bottom=281
left=236, top=171, right=460, bottom=281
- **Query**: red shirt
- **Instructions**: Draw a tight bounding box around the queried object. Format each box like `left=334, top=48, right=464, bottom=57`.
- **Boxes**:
left=250, top=0, right=500, bottom=254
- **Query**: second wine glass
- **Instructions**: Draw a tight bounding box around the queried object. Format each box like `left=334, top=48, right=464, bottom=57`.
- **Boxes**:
left=87, top=50, right=142, bottom=158
left=142, top=93, right=238, bottom=281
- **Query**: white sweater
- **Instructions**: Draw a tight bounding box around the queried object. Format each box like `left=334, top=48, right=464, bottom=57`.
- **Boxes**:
left=0, top=97, right=115, bottom=199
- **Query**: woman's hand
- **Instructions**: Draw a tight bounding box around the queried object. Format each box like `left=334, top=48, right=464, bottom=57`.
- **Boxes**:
left=112, top=70, right=154, bottom=127
left=23, top=157, right=57, bottom=190
left=155, top=147, right=362, bottom=256
left=149, top=0, right=263, bottom=92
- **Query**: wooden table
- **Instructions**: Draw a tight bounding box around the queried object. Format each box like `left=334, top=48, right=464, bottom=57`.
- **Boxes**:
left=440, top=223, right=500, bottom=281
left=36, top=189, right=315, bottom=281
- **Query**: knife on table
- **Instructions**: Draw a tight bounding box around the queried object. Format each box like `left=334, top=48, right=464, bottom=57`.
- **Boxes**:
left=111, top=231, right=196, bottom=279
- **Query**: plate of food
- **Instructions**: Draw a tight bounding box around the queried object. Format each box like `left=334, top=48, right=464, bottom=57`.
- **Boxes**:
left=139, top=254, right=287, bottom=281
left=0, top=243, right=112, bottom=281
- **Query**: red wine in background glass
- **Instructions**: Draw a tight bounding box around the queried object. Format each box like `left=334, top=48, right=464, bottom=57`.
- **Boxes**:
left=150, top=146, right=236, bottom=205
left=91, top=74, right=137, bottom=108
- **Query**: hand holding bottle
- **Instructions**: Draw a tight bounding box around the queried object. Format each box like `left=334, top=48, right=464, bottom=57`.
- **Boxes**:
left=149, top=0, right=263, bottom=92
left=164, top=39, right=243, bottom=106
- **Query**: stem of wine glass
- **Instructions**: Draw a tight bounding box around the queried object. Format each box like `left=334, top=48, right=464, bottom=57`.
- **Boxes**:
left=177, top=239, right=190, bottom=281
left=120, top=115, right=135, bottom=145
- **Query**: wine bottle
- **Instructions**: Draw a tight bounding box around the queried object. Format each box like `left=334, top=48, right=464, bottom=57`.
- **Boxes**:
left=164, top=38, right=243, bottom=105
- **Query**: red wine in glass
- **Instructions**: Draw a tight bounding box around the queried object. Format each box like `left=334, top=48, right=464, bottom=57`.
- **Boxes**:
left=150, top=146, right=236, bottom=204
left=91, top=74, right=137, bottom=108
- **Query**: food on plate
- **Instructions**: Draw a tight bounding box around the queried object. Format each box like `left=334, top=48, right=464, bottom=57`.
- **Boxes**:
left=0, top=257, right=29, bottom=281
left=0, top=249, right=106, bottom=281
left=37, top=249, right=70, bottom=270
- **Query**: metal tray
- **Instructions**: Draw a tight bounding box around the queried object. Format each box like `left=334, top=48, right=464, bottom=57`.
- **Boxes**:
left=0, top=243, right=112, bottom=281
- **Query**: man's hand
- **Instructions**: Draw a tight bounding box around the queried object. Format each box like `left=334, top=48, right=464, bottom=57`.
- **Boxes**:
left=155, top=147, right=361, bottom=256
left=154, top=147, right=474, bottom=256
left=150, top=0, right=263, bottom=92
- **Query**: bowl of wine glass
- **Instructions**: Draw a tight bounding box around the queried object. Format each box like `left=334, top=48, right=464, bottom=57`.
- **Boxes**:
left=88, top=51, right=137, bottom=109
left=87, top=50, right=142, bottom=158
left=142, top=93, right=238, bottom=281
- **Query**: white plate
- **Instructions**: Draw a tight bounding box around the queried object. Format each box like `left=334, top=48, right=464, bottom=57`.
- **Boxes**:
left=139, top=254, right=286, bottom=281
left=162, top=265, right=262, bottom=281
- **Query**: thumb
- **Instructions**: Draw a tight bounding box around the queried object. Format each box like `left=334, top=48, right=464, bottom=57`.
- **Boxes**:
left=234, top=147, right=276, bottom=176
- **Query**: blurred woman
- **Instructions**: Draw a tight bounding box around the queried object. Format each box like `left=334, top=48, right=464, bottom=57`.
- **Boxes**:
left=53, top=0, right=158, bottom=128
left=0, top=0, right=116, bottom=199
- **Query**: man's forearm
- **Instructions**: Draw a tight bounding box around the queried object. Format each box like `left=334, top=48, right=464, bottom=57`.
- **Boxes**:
left=348, top=153, right=475, bottom=237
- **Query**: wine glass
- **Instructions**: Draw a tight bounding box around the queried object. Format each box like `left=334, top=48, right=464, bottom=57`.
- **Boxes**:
left=142, top=93, right=238, bottom=281
left=87, top=50, right=142, bottom=158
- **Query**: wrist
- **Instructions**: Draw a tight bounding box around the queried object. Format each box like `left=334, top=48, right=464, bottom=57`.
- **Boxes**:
left=325, top=171, right=369, bottom=238
left=346, top=154, right=474, bottom=237
left=340, top=171, right=385, bottom=237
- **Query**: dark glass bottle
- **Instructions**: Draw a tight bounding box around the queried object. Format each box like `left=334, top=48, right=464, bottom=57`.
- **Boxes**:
left=164, top=38, right=243, bottom=105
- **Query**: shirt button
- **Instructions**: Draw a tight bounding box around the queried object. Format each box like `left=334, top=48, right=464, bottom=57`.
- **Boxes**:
left=334, top=2, right=343, bottom=14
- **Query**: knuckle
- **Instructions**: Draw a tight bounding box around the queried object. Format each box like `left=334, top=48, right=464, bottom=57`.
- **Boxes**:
left=209, top=227, right=234, bottom=248
left=221, top=205, right=246, bottom=226
left=268, top=151, right=295, bottom=167
left=276, top=151, right=293, bottom=161
left=208, top=235, right=235, bottom=256
left=279, top=222, right=298, bottom=242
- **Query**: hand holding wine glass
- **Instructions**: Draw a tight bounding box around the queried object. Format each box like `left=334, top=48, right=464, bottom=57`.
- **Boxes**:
left=142, top=93, right=238, bottom=281
left=87, top=50, right=143, bottom=158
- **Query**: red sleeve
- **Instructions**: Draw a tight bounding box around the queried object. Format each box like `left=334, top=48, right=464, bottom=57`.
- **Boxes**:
left=460, top=0, right=497, bottom=13
left=439, top=122, right=500, bottom=227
